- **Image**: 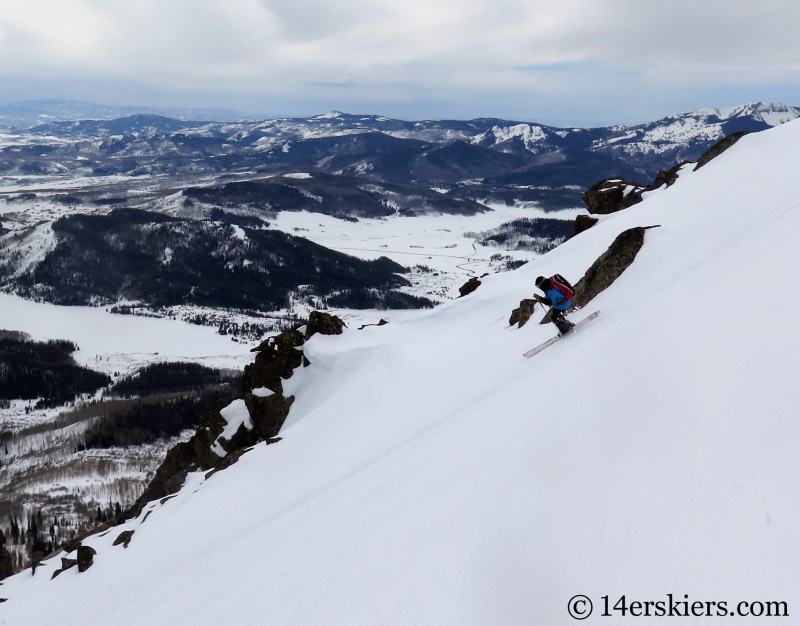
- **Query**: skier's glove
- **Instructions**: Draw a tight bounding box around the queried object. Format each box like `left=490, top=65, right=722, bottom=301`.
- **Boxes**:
left=533, top=293, right=544, bottom=302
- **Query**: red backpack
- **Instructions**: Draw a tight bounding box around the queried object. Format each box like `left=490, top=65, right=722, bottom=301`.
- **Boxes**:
left=550, top=274, right=575, bottom=300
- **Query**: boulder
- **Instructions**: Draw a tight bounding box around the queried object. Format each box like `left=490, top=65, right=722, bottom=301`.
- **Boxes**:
left=582, top=178, right=646, bottom=215
left=458, top=277, right=481, bottom=297
left=574, top=214, right=599, bottom=235
left=113, top=530, right=135, bottom=548
left=305, top=311, right=345, bottom=339
left=50, top=545, right=97, bottom=578
left=583, top=162, right=684, bottom=215
left=509, top=299, right=537, bottom=328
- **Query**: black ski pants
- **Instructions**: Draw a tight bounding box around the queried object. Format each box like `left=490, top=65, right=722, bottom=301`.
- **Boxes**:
left=551, top=308, right=574, bottom=335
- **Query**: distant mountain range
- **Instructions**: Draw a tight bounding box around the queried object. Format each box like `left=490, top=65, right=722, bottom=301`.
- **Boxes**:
left=1, top=101, right=796, bottom=211
left=1, top=100, right=798, bottom=317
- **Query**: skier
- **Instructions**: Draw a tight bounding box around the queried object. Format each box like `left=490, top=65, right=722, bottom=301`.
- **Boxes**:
left=534, top=275, right=575, bottom=336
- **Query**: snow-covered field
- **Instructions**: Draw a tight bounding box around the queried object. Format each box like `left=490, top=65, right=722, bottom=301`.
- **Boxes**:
left=0, top=294, right=254, bottom=377
left=269, top=204, right=581, bottom=299
left=3, top=106, right=800, bottom=623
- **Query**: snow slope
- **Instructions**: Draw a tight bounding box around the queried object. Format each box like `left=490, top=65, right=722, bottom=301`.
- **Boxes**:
left=4, top=119, right=800, bottom=624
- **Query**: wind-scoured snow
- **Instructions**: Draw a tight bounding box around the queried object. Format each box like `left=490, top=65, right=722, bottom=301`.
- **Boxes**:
left=4, top=119, right=800, bottom=623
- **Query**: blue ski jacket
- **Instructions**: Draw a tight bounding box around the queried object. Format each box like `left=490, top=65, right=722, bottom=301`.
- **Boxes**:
left=544, top=286, right=571, bottom=310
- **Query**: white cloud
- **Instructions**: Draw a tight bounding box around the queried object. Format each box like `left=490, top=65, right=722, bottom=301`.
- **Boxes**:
left=1, top=0, right=799, bottom=122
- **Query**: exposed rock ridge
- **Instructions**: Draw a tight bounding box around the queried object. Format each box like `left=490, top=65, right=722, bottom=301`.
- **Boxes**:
left=127, top=310, right=345, bottom=518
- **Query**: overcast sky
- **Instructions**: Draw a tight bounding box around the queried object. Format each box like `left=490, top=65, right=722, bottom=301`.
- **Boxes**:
left=1, top=0, right=799, bottom=125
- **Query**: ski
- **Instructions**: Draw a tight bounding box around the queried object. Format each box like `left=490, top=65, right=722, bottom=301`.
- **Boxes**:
left=523, top=311, right=601, bottom=358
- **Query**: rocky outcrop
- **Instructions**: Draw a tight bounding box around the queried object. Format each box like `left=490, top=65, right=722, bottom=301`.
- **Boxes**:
left=694, top=131, right=749, bottom=170
left=574, top=214, right=599, bottom=235
left=305, top=310, right=345, bottom=338
left=458, top=277, right=481, bottom=297
left=50, top=544, right=96, bottom=578
left=246, top=329, right=305, bottom=394
left=509, top=299, right=537, bottom=328
left=77, top=545, right=96, bottom=572
left=539, top=226, right=655, bottom=324
left=128, top=311, right=345, bottom=518
left=245, top=392, right=294, bottom=440
left=583, top=161, right=684, bottom=216
left=113, top=530, right=134, bottom=548
left=0, top=530, right=13, bottom=580
left=582, top=178, right=647, bottom=215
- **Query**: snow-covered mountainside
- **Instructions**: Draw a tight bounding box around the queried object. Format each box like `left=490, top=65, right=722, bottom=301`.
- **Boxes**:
left=3, top=114, right=800, bottom=622
left=591, top=101, right=800, bottom=170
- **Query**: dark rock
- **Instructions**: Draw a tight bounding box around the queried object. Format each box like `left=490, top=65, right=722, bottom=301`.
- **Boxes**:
left=77, top=545, right=96, bottom=572
left=574, top=214, right=599, bottom=235
left=539, top=227, right=650, bottom=325
left=358, top=319, right=388, bottom=330
left=245, top=392, right=295, bottom=440
left=51, top=557, right=79, bottom=579
left=694, top=131, right=749, bottom=170
left=458, top=276, right=481, bottom=297
left=509, top=299, right=537, bottom=328
left=652, top=162, right=686, bottom=187
left=51, top=544, right=97, bottom=578
left=304, top=311, right=345, bottom=339
left=583, top=162, right=684, bottom=215
left=582, top=178, right=646, bottom=215
left=127, top=408, right=228, bottom=517
left=113, top=530, right=135, bottom=548
left=225, top=420, right=260, bottom=452
left=0, top=530, right=12, bottom=581
left=245, top=329, right=305, bottom=394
